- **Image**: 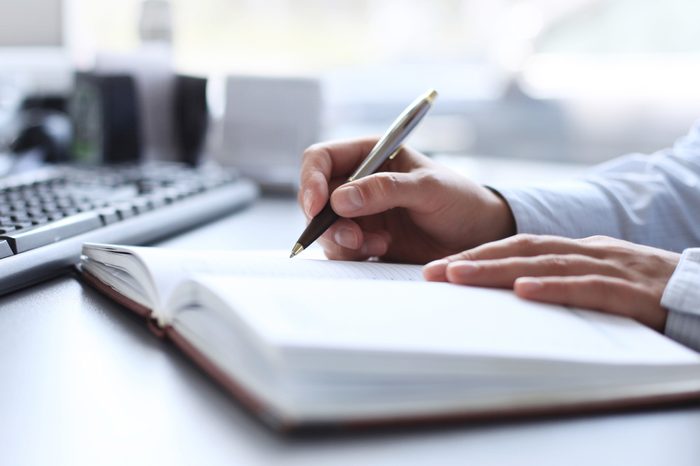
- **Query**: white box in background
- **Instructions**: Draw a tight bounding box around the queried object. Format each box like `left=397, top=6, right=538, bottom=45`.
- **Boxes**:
left=218, top=75, right=322, bottom=192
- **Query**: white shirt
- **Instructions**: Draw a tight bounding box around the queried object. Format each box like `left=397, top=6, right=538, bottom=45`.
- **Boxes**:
left=496, top=121, right=700, bottom=351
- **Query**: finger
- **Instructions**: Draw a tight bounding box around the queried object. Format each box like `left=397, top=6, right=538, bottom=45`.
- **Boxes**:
left=440, top=254, right=625, bottom=287
left=320, top=229, right=390, bottom=261
left=427, top=235, right=626, bottom=281
left=460, top=235, right=608, bottom=261
left=299, top=138, right=380, bottom=217
left=303, top=138, right=382, bottom=180
left=319, top=218, right=364, bottom=251
left=298, top=172, right=328, bottom=219
left=299, top=178, right=353, bottom=225
left=317, top=218, right=390, bottom=259
left=330, top=169, right=445, bottom=217
left=514, top=275, right=666, bottom=331
left=424, top=234, right=606, bottom=281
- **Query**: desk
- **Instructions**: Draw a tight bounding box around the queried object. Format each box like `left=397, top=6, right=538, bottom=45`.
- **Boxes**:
left=2, top=193, right=700, bottom=465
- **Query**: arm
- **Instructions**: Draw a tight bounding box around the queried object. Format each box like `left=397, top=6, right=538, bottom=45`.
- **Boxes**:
left=495, top=121, right=700, bottom=252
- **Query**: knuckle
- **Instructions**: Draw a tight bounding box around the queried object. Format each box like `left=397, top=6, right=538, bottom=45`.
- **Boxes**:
left=582, top=235, right=610, bottom=243
left=538, top=276, right=564, bottom=289
left=582, top=275, right=611, bottom=295
left=453, top=250, right=475, bottom=262
left=303, top=142, right=325, bottom=157
left=301, top=145, right=331, bottom=171
left=373, top=173, right=401, bottom=198
left=540, top=254, right=569, bottom=271
left=511, top=234, right=538, bottom=248
left=416, top=170, right=441, bottom=190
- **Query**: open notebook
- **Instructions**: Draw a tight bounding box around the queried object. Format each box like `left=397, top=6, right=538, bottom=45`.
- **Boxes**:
left=79, top=243, right=700, bottom=431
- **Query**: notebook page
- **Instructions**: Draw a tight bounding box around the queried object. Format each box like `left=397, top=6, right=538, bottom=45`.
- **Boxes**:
left=192, top=275, right=700, bottom=369
left=84, top=244, right=423, bottom=310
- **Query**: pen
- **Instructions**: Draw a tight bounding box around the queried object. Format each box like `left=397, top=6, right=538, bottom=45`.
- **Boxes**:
left=290, top=88, right=438, bottom=258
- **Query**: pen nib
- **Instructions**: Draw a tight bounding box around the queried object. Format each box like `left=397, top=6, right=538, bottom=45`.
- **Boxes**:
left=289, top=243, right=304, bottom=258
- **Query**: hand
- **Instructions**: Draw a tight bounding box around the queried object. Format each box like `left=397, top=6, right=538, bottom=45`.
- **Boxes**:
left=298, top=138, right=516, bottom=263
left=423, top=234, right=681, bottom=331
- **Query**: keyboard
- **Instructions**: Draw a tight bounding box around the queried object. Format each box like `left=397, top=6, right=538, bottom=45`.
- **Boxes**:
left=0, top=163, right=258, bottom=295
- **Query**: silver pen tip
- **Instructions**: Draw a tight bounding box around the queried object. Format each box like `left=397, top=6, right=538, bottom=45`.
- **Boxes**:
left=289, top=243, right=304, bottom=258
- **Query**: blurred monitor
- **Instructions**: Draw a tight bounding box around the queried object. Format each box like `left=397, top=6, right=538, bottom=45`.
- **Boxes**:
left=0, top=0, right=71, bottom=93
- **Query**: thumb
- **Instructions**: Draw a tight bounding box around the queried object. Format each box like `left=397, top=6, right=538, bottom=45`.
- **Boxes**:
left=330, top=171, right=432, bottom=217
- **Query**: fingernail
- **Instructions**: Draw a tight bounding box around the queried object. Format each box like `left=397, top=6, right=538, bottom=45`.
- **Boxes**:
left=303, top=189, right=313, bottom=217
left=516, top=278, right=543, bottom=293
left=334, top=228, right=359, bottom=249
left=334, top=186, right=363, bottom=212
left=447, top=261, right=479, bottom=279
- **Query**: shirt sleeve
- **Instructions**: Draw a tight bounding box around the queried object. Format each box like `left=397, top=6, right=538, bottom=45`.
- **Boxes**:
left=662, top=248, right=700, bottom=351
left=494, top=120, right=700, bottom=252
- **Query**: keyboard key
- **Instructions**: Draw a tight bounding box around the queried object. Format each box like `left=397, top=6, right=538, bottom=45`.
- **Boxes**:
left=61, top=207, right=80, bottom=216
left=11, top=213, right=30, bottom=222
left=114, top=203, right=136, bottom=220
left=130, top=198, right=152, bottom=214
left=144, top=194, right=166, bottom=209
left=97, top=208, right=120, bottom=225
left=0, top=240, right=12, bottom=259
left=0, top=212, right=102, bottom=253
left=30, top=217, right=50, bottom=225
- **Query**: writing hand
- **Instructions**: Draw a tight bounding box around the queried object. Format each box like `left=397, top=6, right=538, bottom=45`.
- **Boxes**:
left=424, top=234, right=681, bottom=330
left=298, top=138, right=515, bottom=263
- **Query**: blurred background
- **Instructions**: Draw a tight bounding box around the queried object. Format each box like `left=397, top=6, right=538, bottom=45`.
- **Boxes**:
left=2, top=0, right=700, bottom=176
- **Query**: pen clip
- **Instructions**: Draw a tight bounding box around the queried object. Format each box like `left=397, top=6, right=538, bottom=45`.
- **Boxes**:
left=388, top=146, right=402, bottom=160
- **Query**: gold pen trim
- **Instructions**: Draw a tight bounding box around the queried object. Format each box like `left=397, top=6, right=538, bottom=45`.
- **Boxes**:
left=289, top=242, right=304, bottom=258
left=388, top=146, right=402, bottom=160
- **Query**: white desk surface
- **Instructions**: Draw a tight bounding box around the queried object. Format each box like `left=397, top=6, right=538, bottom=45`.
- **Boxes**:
left=2, top=161, right=700, bottom=465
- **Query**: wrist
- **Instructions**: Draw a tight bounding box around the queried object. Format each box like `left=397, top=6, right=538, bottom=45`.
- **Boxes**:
left=483, top=187, right=516, bottom=242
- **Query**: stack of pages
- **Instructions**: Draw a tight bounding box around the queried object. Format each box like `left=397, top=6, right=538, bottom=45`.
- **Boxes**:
left=79, top=243, right=700, bottom=430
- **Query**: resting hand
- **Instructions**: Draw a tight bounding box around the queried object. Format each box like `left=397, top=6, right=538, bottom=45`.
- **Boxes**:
left=423, top=234, right=681, bottom=330
left=298, top=138, right=515, bottom=263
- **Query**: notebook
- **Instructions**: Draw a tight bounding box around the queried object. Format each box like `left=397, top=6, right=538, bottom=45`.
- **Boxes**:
left=78, top=243, right=700, bottom=431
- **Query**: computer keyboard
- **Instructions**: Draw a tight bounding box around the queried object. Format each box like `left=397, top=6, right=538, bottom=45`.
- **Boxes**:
left=0, top=162, right=258, bottom=295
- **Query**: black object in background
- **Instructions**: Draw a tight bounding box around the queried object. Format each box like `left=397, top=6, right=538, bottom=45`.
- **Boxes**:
left=174, top=75, right=209, bottom=166
left=10, top=109, right=72, bottom=164
left=69, top=73, right=142, bottom=165
left=69, top=72, right=209, bottom=166
left=21, top=95, right=68, bottom=114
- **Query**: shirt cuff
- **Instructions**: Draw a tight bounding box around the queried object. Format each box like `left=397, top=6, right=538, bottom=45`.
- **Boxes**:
left=492, top=181, right=618, bottom=238
left=662, top=248, right=700, bottom=351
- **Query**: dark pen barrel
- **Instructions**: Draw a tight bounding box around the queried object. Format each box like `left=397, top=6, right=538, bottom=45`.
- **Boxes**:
left=297, top=202, right=339, bottom=249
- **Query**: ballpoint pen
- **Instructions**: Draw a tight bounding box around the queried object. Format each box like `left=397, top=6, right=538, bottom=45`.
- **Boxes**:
left=289, top=88, right=438, bottom=258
